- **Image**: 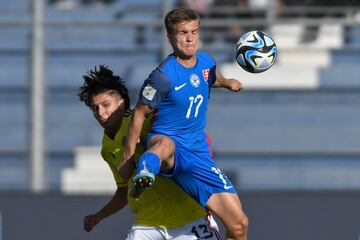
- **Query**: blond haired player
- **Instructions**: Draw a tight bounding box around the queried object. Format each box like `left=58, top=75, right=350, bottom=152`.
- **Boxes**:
left=78, top=65, right=222, bottom=240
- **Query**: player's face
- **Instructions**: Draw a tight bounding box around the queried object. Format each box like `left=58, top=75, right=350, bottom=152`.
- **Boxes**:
left=169, top=20, right=199, bottom=59
left=90, top=90, right=125, bottom=130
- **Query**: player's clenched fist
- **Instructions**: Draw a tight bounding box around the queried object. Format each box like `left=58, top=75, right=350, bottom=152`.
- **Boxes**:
left=228, top=79, right=243, bottom=92
left=83, top=214, right=100, bottom=232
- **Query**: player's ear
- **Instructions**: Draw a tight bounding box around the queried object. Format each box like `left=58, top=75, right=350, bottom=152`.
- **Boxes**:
left=118, top=98, right=125, bottom=107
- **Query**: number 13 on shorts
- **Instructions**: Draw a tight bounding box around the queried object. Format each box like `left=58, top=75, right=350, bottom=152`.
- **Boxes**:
left=211, top=167, right=233, bottom=190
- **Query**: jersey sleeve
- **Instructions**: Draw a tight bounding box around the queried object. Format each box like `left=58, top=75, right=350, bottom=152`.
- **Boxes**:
left=207, top=55, right=217, bottom=98
left=208, top=55, right=217, bottom=86
left=138, top=68, right=171, bottom=109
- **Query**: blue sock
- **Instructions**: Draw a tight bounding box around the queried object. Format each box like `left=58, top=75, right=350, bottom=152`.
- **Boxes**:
left=136, top=152, right=160, bottom=175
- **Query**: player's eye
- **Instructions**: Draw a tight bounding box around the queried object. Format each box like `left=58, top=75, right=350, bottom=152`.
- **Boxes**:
left=102, top=101, right=111, bottom=108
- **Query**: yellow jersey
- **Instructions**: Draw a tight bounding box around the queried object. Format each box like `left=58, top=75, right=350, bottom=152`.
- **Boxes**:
left=100, top=110, right=206, bottom=228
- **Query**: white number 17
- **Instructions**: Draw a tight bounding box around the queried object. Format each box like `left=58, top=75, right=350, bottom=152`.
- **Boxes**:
left=186, top=94, right=203, bottom=119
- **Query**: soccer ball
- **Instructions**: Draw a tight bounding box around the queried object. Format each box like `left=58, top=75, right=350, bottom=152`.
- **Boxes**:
left=235, top=31, right=277, bottom=73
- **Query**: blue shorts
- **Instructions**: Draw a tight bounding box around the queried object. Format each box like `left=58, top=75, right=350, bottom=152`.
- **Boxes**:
left=154, top=136, right=237, bottom=208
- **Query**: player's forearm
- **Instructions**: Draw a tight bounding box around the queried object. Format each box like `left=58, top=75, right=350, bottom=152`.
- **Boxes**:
left=118, top=155, right=135, bottom=180
left=124, top=103, right=149, bottom=160
left=130, top=110, right=145, bottom=146
left=213, top=69, right=242, bottom=92
left=96, top=187, right=128, bottom=222
left=213, top=78, right=230, bottom=89
left=213, top=69, right=231, bottom=89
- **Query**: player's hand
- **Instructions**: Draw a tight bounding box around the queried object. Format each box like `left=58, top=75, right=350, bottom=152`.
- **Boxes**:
left=83, top=214, right=100, bottom=232
left=228, top=79, right=243, bottom=92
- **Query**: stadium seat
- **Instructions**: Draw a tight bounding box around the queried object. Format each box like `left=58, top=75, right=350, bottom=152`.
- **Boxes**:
left=330, top=49, right=360, bottom=64
left=312, top=24, right=343, bottom=49
left=46, top=101, right=103, bottom=150
left=0, top=55, right=28, bottom=87
left=46, top=27, right=136, bottom=50
left=207, top=90, right=360, bottom=153
left=0, top=29, right=29, bottom=50
left=220, top=62, right=319, bottom=89
left=270, top=24, right=304, bottom=49
left=319, top=63, right=360, bottom=88
left=346, top=25, right=360, bottom=46
left=46, top=52, right=157, bottom=87
left=0, top=0, right=28, bottom=9
left=125, top=63, right=157, bottom=90
left=0, top=103, right=27, bottom=150
left=61, top=146, right=116, bottom=194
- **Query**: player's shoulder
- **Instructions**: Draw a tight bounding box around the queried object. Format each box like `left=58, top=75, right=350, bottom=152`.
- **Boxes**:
left=118, top=109, right=132, bottom=132
left=148, top=67, right=168, bottom=81
left=156, top=54, right=180, bottom=75
left=146, top=64, right=171, bottom=88
left=157, top=54, right=176, bottom=69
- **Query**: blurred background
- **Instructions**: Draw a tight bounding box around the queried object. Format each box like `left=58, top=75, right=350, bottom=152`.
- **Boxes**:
left=1, top=0, right=360, bottom=239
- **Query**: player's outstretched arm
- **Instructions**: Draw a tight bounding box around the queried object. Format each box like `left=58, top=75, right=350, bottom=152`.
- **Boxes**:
left=212, top=69, right=243, bottom=92
left=83, top=186, right=128, bottom=232
left=124, top=102, right=154, bottom=161
left=117, top=153, right=136, bottom=181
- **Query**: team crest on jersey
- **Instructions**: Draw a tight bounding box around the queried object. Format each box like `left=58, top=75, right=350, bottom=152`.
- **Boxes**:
left=190, top=74, right=200, bottom=88
left=202, top=69, right=210, bottom=81
left=142, top=84, right=156, bottom=101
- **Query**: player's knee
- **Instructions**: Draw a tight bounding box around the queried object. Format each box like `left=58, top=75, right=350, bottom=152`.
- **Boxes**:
left=156, top=136, right=175, bottom=153
left=149, top=135, right=174, bottom=150
left=149, top=136, right=175, bottom=164
left=160, top=136, right=174, bottom=147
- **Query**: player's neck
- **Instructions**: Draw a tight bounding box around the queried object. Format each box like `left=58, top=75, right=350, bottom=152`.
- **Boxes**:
left=176, top=55, right=197, bottom=68
left=104, top=116, right=123, bottom=140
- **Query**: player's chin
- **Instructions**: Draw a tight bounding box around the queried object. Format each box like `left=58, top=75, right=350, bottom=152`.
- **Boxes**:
left=84, top=226, right=92, bottom=232
left=182, top=49, right=197, bottom=58
left=98, top=122, right=107, bottom=129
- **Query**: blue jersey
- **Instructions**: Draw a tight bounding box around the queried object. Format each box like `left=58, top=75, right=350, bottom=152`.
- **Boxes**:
left=139, top=52, right=216, bottom=151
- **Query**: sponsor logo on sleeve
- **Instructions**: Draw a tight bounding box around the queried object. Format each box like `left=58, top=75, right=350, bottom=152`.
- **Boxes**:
left=142, top=84, right=157, bottom=101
